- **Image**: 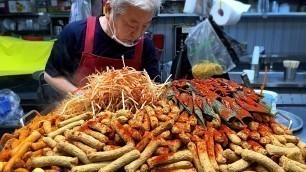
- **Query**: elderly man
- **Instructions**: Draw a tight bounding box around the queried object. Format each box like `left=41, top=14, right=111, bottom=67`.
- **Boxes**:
left=44, top=0, right=161, bottom=94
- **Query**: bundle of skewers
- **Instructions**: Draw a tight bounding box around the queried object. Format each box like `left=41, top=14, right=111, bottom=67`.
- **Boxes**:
left=0, top=68, right=305, bottom=172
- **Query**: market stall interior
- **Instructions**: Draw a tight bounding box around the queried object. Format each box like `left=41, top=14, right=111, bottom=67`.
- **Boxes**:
left=1, top=0, right=306, bottom=171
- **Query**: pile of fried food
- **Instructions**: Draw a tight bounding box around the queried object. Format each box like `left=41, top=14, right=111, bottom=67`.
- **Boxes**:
left=1, top=68, right=306, bottom=172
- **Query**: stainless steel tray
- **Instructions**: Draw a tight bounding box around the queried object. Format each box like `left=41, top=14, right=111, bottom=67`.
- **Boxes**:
left=275, top=109, right=304, bottom=132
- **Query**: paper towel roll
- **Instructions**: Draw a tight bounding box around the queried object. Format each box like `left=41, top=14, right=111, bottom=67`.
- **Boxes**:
left=210, top=0, right=250, bottom=26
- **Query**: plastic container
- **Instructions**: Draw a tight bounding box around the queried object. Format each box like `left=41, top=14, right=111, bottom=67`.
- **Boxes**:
left=0, top=96, right=11, bottom=115
left=254, top=89, right=278, bottom=114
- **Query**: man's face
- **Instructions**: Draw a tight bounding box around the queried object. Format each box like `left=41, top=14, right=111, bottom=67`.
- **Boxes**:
left=110, top=5, right=154, bottom=44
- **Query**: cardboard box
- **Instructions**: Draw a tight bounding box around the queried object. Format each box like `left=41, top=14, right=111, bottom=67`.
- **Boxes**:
left=8, top=1, right=34, bottom=13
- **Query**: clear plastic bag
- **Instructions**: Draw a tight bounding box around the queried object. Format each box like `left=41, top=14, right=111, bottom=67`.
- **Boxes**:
left=70, top=0, right=92, bottom=22
left=185, top=19, right=236, bottom=79
left=0, top=89, right=24, bottom=126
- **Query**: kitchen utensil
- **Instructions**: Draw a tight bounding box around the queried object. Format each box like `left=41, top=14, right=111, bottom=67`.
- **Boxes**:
left=241, top=72, right=253, bottom=89
left=275, top=110, right=303, bottom=132
left=242, top=69, right=255, bottom=82
left=254, top=89, right=278, bottom=114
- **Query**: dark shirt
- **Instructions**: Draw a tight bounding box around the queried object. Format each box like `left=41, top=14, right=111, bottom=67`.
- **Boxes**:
left=45, top=16, right=160, bottom=82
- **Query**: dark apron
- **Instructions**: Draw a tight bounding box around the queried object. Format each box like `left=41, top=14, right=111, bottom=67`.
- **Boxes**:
left=72, top=17, right=144, bottom=86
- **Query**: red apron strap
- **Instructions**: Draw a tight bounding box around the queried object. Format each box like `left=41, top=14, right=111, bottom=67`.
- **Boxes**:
left=133, top=36, right=144, bottom=69
left=84, top=17, right=97, bottom=53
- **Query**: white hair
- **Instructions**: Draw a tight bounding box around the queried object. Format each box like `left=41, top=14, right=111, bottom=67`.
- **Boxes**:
left=109, top=0, right=161, bottom=16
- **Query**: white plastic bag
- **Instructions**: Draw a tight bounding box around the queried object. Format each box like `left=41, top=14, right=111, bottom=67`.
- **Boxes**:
left=185, top=19, right=236, bottom=79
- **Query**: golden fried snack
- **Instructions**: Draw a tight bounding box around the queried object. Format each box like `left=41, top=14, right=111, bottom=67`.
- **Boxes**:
left=229, top=143, right=243, bottom=155
left=179, top=133, right=191, bottom=145
left=14, top=158, right=26, bottom=169
left=237, top=128, right=250, bottom=141
left=87, top=121, right=112, bottom=134
left=123, top=124, right=142, bottom=141
left=220, top=125, right=241, bottom=145
left=59, top=113, right=92, bottom=127
left=187, top=115, right=197, bottom=126
left=71, top=162, right=111, bottom=172
left=152, top=119, right=174, bottom=137
left=227, top=159, right=252, bottom=171
left=125, top=137, right=162, bottom=172
left=172, top=122, right=191, bottom=134
left=205, top=128, right=219, bottom=170
left=103, top=145, right=121, bottom=151
left=285, top=143, right=296, bottom=148
left=32, top=168, right=44, bottom=172
left=10, top=131, right=41, bottom=156
left=270, top=122, right=285, bottom=135
left=140, top=164, right=149, bottom=172
left=31, top=141, right=47, bottom=151
left=43, top=121, right=52, bottom=134
left=54, top=135, right=66, bottom=142
left=115, top=109, right=133, bottom=119
left=3, top=141, right=31, bottom=172
left=14, top=168, right=29, bottom=172
left=99, top=150, right=140, bottom=172
left=48, top=120, right=84, bottom=138
left=255, top=164, right=269, bottom=172
left=259, top=136, right=271, bottom=145
left=117, top=116, right=129, bottom=124
left=157, top=99, right=170, bottom=114
left=222, top=149, right=239, bottom=163
left=70, top=141, right=97, bottom=155
left=154, top=147, right=170, bottom=155
left=297, top=141, right=306, bottom=158
left=215, top=143, right=226, bottom=164
left=110, top=118, right=135, bottom=144
left=268, top=135, right=284, bottom=147
left=247, top=140, right=267, bottom=155
left=147, top=150, right=193, bottom=168
left=248, top=121, right=259, bottom=131
left=64, top=130, right=104, bottom=150
left=160, top=130, right=172, bottom=140
left=135, top=132, right=152, bottom=152
left=187, top=142, right=204, bottom=172
left=279, top=155, right=306, bottom=170
left=156, top=114, right=170, bottom=122
left=241, top=149, right=285, bottom=172
left=249, top=131, right=260, bottom=141
left=31, top=156, right=78, bottom=168
left=275, top=135, right=287, bottom=145
left=57, top=141, right=90, bottom=164
left=144, top=105, right=159, bottom=129
left=197, top=140, right=215, bottom=172
left=0, top=162, right=7, bottom=171
left=88, top=142, right=134, bottom=162
left=281, top=135, right=299, bottom=143
left=151, top=161, right=193, bottom=172
left=32, top=149, right=43, bottom=157
left=42, top=137, right=57, bottom=149
left=161, top=139, right=182, bottom=153
left=79, top=126, right=109, bottom=143
left=266, top=144, right=300, bottom=156
left=142, top=111, right=151, bottom=131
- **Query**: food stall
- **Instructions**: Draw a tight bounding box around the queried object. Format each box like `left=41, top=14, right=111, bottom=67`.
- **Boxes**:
left=1, top=0, right=306, bottom=171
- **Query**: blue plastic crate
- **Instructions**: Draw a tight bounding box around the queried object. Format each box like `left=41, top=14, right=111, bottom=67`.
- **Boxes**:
left=0, top=96, right=11, bottom=115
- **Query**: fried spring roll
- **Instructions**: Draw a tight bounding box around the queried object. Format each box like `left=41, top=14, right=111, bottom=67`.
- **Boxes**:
left=135, top=132, right=152, bottom=152
left=31, top=141, right=47, bottom=151
left=57, top=141, right=90, bottom=164
left=187, top=142, right=204, bottom=172
left=31, top=156, right=78, bottom=168
left=274, top=135, right=287, bottom=144
left=59, top=113, right=92, bottom=127
left=48, top=120, right=84, bottom=138
left=123, top=124, right=142, bottom=141
left=266, top=144, right=300, bottom=156
left=237, top=128, right=250, bottom=141
left=249, top=131, right=260, bottom=141
left=280, top=155, right=306, bottom=170
left=179, top=133, right=191, bottom=145
left=125, top=137, right=162, bottom=172
left=99, top=150, right=140, bottom=172
left=147, top=150, right=193, bottom=167
left=3, top=142, right=31, bottom=172
left=88, top=142, right=134, bottom=162
left=281, top=135, right=299, bottom=143
left=43, top=121, right=52, bottom=134
left=270, top=123, right=285, bottom=135
left=248, top=121, right=259, bottom=131
left=241, top=149, right=285, bottom=172
left=222, top=149, right=239, bottom=163
left=65, top=130, right=104, bottom=150
left=229, top=143, right=243, bottom=155
left=172, top=122, right=191, bottom=134
left=161, top=139, right=182, bottom=153
left=247, top=140, right=267, bottom=155
left=205, top=129, right=219, bottom=170
left=160, top=130, right=172, bottom=140
left=71, top=162, right=111, bottom=172
left=220, top=125, right=241, bottom=145
left=259, top=136, right=271, bottom=145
